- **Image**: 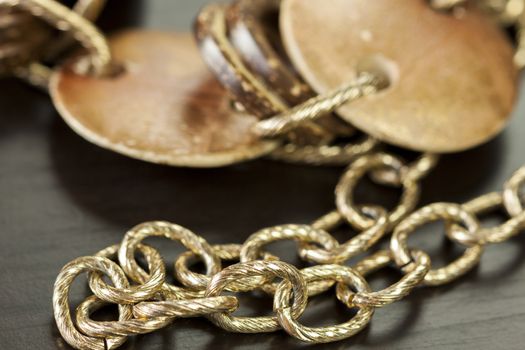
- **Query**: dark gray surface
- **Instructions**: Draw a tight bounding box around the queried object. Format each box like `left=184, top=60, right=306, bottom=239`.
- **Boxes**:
left=1, top=1, right=524, bottom=349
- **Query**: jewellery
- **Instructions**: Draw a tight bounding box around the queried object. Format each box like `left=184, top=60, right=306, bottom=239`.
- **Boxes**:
left=51, top=165, right=525, bottom=349
left=1, top=0, right=524, bottom=349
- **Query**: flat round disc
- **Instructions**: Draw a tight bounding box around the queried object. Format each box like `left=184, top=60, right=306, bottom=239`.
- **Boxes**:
left=50, top=31, right=277, bottom=167
left=281, top=0, right=519, bottom=153
left=227, top=0, right=313, bottom=105
left=226, top=0, right=354, bottom=137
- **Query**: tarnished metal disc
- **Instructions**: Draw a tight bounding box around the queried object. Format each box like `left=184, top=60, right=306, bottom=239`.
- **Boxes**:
left=281, top=0, right=519, bottom=153
left=226, top=0, right=313, bottom=105
left=50, top=31, right=277, bottom=167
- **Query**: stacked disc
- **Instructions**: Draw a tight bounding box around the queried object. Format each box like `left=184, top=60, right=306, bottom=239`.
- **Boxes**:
left=194, top=0, right=355, bottom=152
left=194, top=0, right=519, bottom=155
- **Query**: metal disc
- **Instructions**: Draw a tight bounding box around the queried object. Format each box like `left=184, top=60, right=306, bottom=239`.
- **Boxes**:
left=50, top=31, right=277, bottom=167
left=195, top=4, right=334, bottom=146
left=227, top=0, right=313, bottom=105
left=195, top=4, right=289, bottom=118
left=226, top=0, right=353, bottom=136
left=280, top=0, right=519, bottom=153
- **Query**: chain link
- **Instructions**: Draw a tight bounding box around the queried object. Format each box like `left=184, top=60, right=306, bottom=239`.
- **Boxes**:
left=0, top=0, right=110, bottom=87
left=337, top=249, right=431, bottom=308
left=253, top=72, right=389, bottom=139
left=391, top=203, right=486, bottom=286
left=274, top=264, right=374, bottom=343
left=336, top=152, right=422, bottom=230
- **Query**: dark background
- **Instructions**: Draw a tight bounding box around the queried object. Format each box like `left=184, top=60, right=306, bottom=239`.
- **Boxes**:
left=1, top=1, right=524, bottom=349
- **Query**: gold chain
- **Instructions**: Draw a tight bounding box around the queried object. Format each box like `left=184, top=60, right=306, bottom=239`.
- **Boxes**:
left=52, top=161, right=525, bottom=349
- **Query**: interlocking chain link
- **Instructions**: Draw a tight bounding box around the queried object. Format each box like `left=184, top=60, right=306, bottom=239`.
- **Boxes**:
left=0, top=0, right=110, bottom=88
left=52, top=164, right=525, bottom=348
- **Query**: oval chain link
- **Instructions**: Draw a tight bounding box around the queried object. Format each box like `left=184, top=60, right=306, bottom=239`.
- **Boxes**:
left=391, top=203, right=485, bottom=286
left=336, top=249, right=431, bottom=308
left=336, top=152, right=422, bottom=231
left=274, top=264, right=374, bottom=343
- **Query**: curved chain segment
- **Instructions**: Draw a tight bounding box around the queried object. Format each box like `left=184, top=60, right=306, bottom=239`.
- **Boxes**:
left=51, top=166, right=525, bottom=348
left=88, top=244, right=166, bottom=304
left=75, top=295, right=172, bottom=338
left=299, top=206, right=389, bottom=264
left=504, top=165, right=525, bottom=216
left=336, top=249, right=431, bottom=308
left=391, top=203, right=485, bottom=286
left=175, top=244, right=278, bottom=293
left=53, top=256, right=133, bottom=350
left=336, top=152, right=422, bottom=230
left=118, top=221, right=221, bottom=297
left=274, top=265, right=374, bottom=343
left=205, top=260, right=308, bottom=333
left=0, top=0, right=110, bottom=88
left=6, top=0, right=111, bottom=74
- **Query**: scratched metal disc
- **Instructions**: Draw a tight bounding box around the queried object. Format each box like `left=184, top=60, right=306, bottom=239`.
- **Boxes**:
left=281, top=0, right=519, bottom=153
left=50, top=31, right=277, bottom=167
